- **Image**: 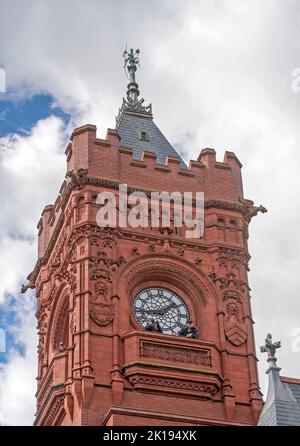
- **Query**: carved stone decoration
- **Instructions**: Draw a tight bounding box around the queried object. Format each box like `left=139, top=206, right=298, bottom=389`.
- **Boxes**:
left=20, top=281, right=35, bottom=293
left=127, top=261, right=208, bottom=304
left=222, top=290, right=242, bottom=303
left=208, top=271, right=248, bottom=293
left=90, top=301, right=114, bottom=326
left=225, top=324, right=248, bottom=346
left=223, top=290, right=248, bottom=346
left=86, top=226, right=124, bottom=327
left=218, top=247, right=245, bottom=262
left=89, top=276, right=114, bottom=326
left=68, top=225, right=116, bottom=249
left=37, top=371, right=54, bottom=409
left=140, top=342, right=211, bottom=367
left=56, top=265, right=77, bottom=292
left=90, top=269, right=112, bottom=282
left=95, top=281, right=109, bottom=298
left=148, top=240, right=163, bottom=252
left=89, top=250, right=126, bottom=272
left=132, top=247, right=140, bottom=256
left=226, top=302, right=240, bottom=321
left=177, top=246, right=185, bottom=257
left=37, top=302, right=51, bottom=362
left=127, top=375, right=218, bottom=400
left=67, top=168, right=88, bottom=189
left=44, top=396, right=65, bottom=426
left=238, top=198, right=267, bottom=222
left=195, top=257, right=202, bottom=267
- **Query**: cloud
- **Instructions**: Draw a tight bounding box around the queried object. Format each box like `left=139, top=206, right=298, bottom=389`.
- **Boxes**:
left=0, top=115, right=67, bottom=302
left=0, top=292, right=37, bottom=426
left=0, top=115, right=67, bottom=424
left=0, top=0, right=300, bottom=424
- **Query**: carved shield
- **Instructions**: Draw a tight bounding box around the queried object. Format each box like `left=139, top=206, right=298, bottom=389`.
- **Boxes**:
left=90, top=302, right=114, bottom=326
left=225, top=322, right=248, bottom=346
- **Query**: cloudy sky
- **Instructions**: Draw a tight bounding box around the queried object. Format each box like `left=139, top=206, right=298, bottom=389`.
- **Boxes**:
left=0, top=0, right=300, bottom=426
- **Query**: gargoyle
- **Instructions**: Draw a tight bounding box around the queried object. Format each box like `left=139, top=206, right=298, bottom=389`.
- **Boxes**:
left=67, top=168, right=88, bottom=188
left=20, top=282, right=35, bottom=293
left=239, top=198, right=267, bottom=222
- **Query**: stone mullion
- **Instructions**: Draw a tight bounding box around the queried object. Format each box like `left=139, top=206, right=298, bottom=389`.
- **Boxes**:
left=73, top=290, right=81, bottom=376
left=217, top=309, right=235, bottom=399
left=67, top=296, right=73, bottom=382
left=111, top=293, right=124, bottom=404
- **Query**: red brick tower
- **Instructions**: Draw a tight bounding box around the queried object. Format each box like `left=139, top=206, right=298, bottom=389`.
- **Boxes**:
left=28, top=49, right=265, bottom=426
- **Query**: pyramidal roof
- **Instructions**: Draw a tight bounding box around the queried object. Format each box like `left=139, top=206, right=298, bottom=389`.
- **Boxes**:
left=115, top=48, right=186, bottom=168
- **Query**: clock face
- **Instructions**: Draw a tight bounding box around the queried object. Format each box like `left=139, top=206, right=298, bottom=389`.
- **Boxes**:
left=132, top=287, right=190, bottom=335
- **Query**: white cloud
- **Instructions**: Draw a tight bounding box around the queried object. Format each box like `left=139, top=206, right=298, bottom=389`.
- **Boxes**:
left=0, top=115, right=67, bottom=303
left=0, top=115, right=67, bottom=239
left=0, top=116, right=67, bottom=425
left=0, top=292, right=37, bottom=426
left=0, top=0, right=300, bottom=424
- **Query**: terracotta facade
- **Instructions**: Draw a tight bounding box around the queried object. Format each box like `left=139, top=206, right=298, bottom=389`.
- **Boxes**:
left=30, top=123, right=264, bottom=426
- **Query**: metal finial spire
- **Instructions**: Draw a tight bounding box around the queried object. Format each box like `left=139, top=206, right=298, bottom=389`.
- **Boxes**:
left=122, top=47, right=141, bottom=104
left=116, top=47, right=152, bottom=125
left=260, top=333, right=281, bottom=370
left=123, top=47, right=140, bottom=83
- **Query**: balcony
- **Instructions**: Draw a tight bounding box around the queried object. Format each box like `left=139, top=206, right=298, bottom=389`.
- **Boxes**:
left=121, top=331, right=223, bottom=400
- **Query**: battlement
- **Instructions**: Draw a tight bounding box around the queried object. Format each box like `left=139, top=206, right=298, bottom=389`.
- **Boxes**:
left=66, top=124, right=244, bottom=200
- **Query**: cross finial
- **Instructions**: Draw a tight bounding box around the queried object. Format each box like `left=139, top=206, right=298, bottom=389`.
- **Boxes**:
left=260, top=333, right=281, bottom=369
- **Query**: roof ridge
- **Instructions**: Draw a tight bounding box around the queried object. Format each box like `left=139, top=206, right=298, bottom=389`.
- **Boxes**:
left=281, top=376, right=300, bottom=385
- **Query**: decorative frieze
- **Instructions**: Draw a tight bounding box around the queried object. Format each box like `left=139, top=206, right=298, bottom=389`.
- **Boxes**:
left=127, top=375, right=219, bottom=400
left=140, top=342, right=211, bottom=367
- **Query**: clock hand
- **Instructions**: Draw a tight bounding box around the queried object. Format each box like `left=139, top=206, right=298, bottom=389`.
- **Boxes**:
left=136, top=303, right=177, bottom=317
left=160, top=302, right=177, bottom=315
left=136, top=308, right=165, bottom=316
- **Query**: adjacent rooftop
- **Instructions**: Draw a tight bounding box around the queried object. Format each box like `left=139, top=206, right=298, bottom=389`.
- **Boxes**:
left=258, top=333, right=300, bottom=426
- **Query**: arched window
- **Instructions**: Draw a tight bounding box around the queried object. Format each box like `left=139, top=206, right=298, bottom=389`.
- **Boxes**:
left=52, top=298, right=69, bottom=353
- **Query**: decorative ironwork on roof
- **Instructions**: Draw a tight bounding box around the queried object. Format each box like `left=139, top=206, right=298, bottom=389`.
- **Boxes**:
left=116, top=47, right=152, bottom=124
left=115, top=48, right=186, bottom=168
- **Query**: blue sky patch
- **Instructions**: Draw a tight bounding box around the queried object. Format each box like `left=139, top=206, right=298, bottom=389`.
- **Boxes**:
left=0, top=93, right=70, bottom=137
left=0, top=293, right=35, bottom=364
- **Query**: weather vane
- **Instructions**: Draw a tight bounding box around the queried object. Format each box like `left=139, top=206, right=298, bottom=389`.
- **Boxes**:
left=122, top=47, right=140, bottom=83
left=115, top=46, right=152, bottom=124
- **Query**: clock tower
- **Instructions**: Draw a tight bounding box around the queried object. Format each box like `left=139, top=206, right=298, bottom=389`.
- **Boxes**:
left=28, top=49, right=265, bottom=426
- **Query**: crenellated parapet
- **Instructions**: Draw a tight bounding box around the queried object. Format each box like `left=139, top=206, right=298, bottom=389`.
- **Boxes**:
left=64, top=124, right=244, bottom=201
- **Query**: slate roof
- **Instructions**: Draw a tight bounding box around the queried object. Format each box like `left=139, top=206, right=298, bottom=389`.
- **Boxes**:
left=116, top=111, right=186, bottom=168
left=258, top=373, right=300, bottom=426
left=284, top=378, right=300, bottom=405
